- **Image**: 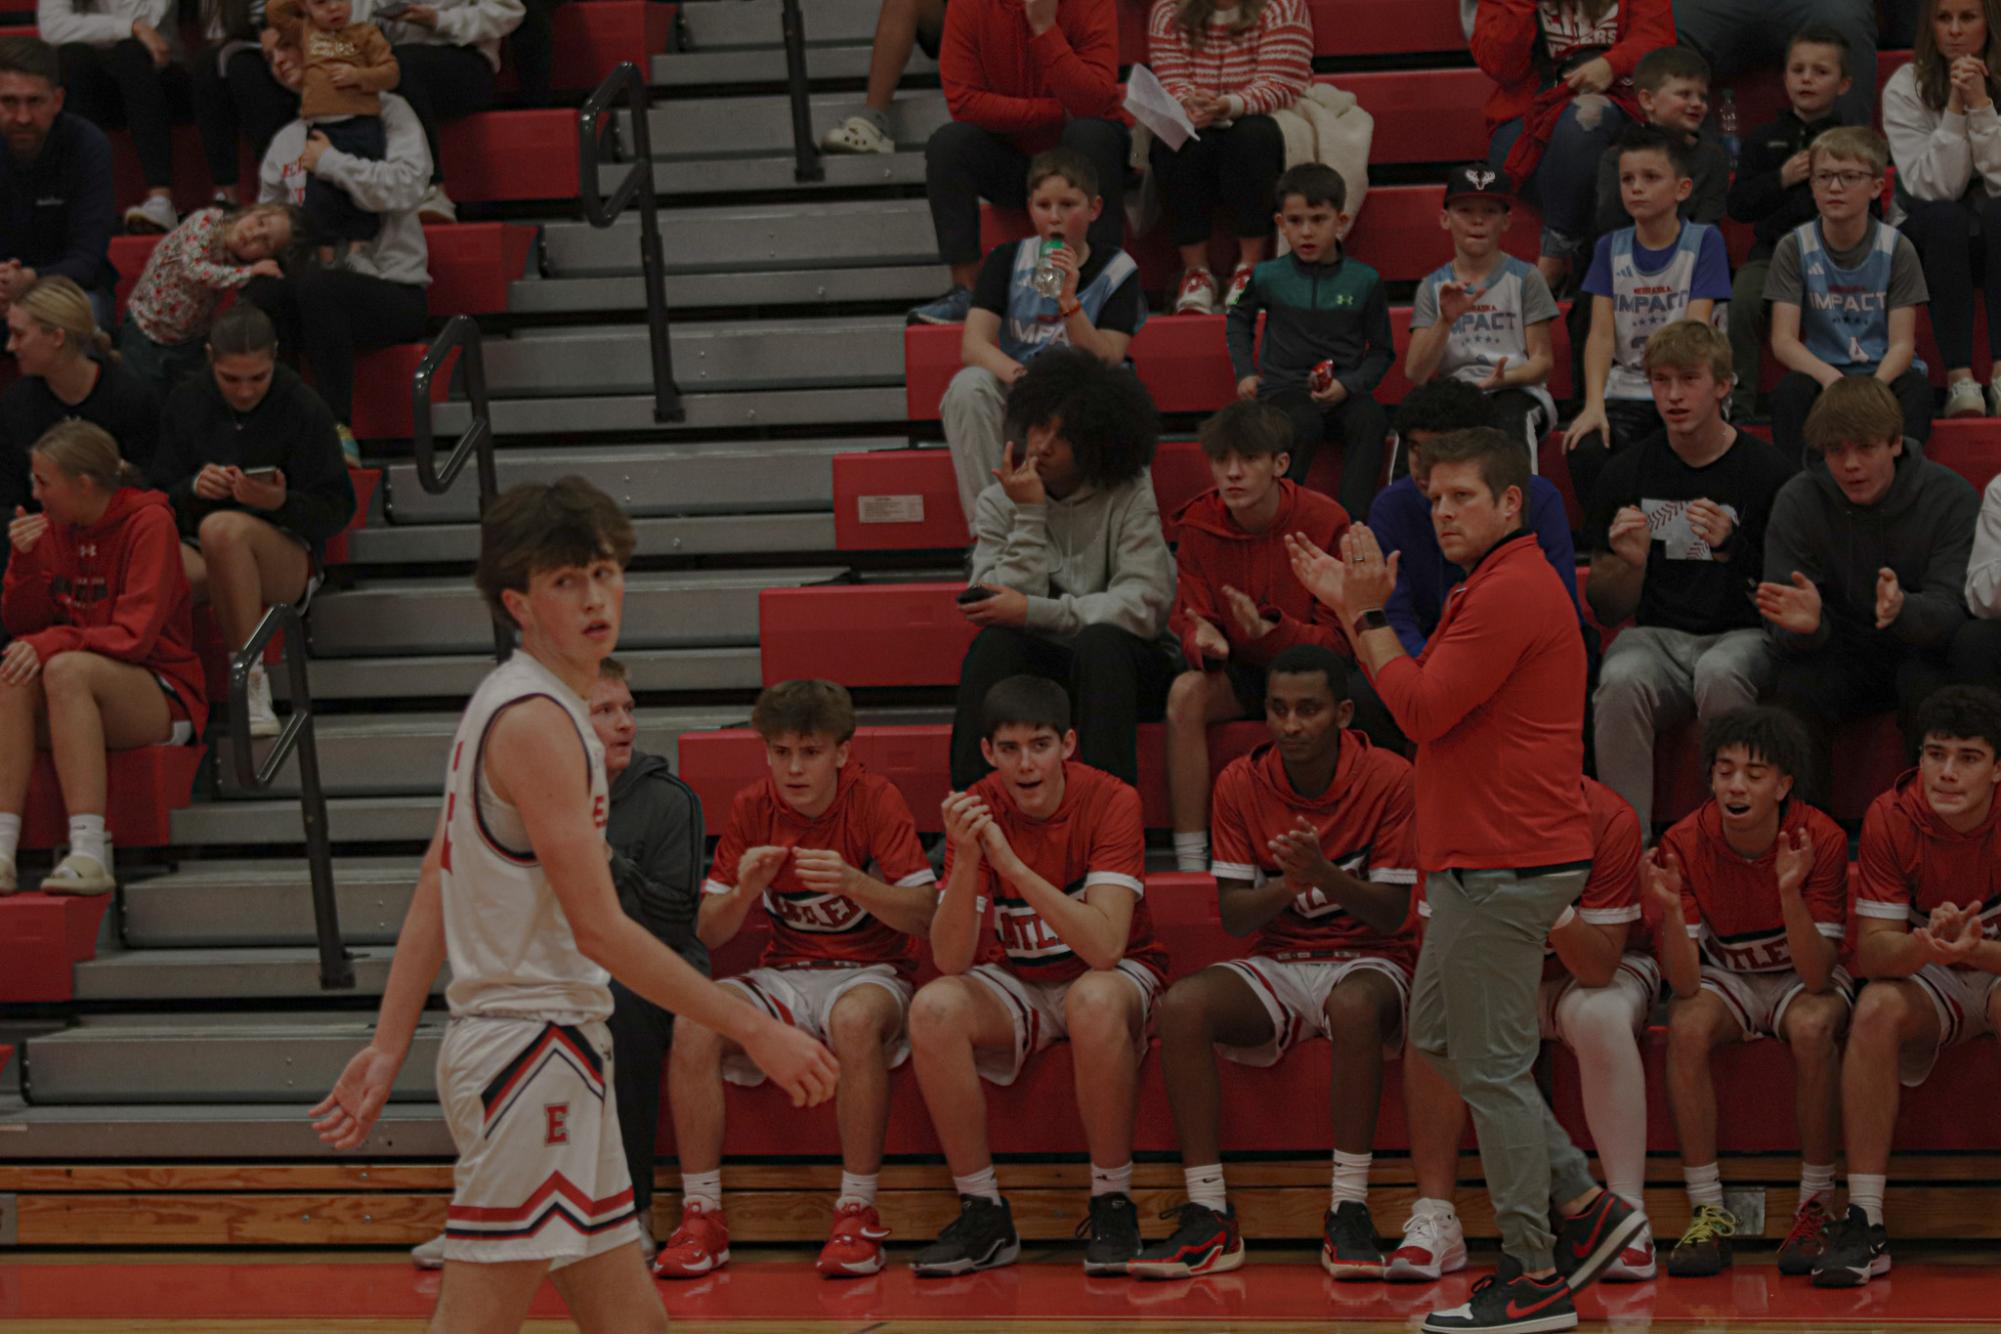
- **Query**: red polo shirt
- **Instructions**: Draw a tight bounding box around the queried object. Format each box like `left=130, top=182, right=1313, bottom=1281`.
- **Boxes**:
left=1369, top=530, right=1592, bottom=872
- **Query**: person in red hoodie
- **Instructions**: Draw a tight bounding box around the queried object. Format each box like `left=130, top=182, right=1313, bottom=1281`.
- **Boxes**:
left=1826, top=685, right=2001, bottom=1288
left=1470, top=0, right=1669, bottom=292
left=1164, top=400, right=1368, bottom=871
left=0, top=419, right=206, bottom=896
left=907, top=0, right=1128, bottom=326
left=1288, top=424, right=1640, bottom=1334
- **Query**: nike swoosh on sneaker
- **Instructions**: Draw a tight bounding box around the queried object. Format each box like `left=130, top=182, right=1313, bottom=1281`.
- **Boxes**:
left=1506, top=1288, right=1570, bottom=1319
left=1570, top=1208, right=1611, bottom=1258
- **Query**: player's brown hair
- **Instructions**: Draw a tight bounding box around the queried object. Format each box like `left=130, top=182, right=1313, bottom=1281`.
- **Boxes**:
left=598, top=656, right=629, bottom=683
left=474, top=476, right=636, bottom=634
left=1642, top=319, right=1734, bottom=383
left=981, top=674, right=1071, bottom=739
left=1802, top=375, right=1904, bottom=453
left=1197, top=399, right=1293, bottom=462
left=1026, top=146, right=1098, bottom=199
left=1702, top=707, right=1812, bottom=785
left=1413, top=425, right=1528, bottom=506
left=751, top=678, right=857, bottom=744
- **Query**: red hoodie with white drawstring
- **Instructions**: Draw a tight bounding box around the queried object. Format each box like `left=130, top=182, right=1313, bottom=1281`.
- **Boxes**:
left=1168, top=478, right=1351, bottom=672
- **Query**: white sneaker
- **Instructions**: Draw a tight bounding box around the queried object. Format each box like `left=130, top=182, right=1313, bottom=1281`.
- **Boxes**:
left=0, top=852, right=16, bottom=896
left=124, top=194, right=178, bottom=234
left=819, top=114, right=894, bottom=155
left=417, top=184, right=457, bottom=225
left=1386, top=1205, right=1467, bottom=1282
left=245, top=664, right=280, bottom=739
left=411, top=1233, right=447, bottom=1269
left=43, top=850, right=114, bottom=896
left=1945, top=376, right=1985, bottom=418
left=1175, top=267, right=1218, bottom=315
left=1601, top=1222, right=1658, bottom=1281
left=1985, top=376, right=2001, bottom=417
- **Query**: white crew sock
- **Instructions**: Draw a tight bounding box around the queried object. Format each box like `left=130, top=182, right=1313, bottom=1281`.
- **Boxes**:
left=1412, top=1195, right=1458, bottom=1220
left=1184, top=1163, right=1228, bottom=1213
left=680, top=1169, right=722, bottom=1213
left=953, top=1165, right=1002, bottom=1205
left=1800, top=1162, right=1836, bottom=1203
left=67, top=813, right=108, bottom=866
left=1091, top=1161, right=1134, bottom=1198
left=1683, top=1161, right=1724, bottom=1210
left=837, top=1170, right=878, bottom=1210
left=1171, top=831, right=1209, bottom=873
left=1847, top=1173, right=1886, bottom=1227
left=1332, top=1150, right=1372, bottom=1207
left=0, top=812, right=20, bottom=862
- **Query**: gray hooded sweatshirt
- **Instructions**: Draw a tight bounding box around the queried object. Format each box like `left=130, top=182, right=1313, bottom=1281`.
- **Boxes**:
left=1762, top=436, right=1979, bottom=655
left=970, top=473, right=1176, bottom=645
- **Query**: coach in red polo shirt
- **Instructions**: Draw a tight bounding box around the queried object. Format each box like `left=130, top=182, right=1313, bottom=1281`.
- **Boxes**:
left=1287, top=425, right=1643, bottom=1334
left=907, top=0, right=1129, bottom=326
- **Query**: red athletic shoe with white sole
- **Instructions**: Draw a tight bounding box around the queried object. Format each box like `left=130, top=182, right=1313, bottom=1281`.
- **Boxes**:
left=1601, top=1226, right=1657, bottom=1281
left=817, top=1201, right=891, bottom=1278
left=653, top=1200, right=730, bottom=1279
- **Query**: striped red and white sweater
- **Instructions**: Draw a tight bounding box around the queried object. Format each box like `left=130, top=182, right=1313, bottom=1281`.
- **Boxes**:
left=1146, top=0, right=1314, bottom=119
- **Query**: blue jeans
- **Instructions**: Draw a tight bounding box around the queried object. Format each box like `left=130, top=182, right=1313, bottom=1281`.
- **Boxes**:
left=1490, top=104, right=1629, bottom=261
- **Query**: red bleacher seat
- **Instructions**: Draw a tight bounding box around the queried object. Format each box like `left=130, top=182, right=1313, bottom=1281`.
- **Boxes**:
left=320, top=466, right=381, bottom=567
left=678, top=721, right=1268, bottom=836
left=542, top=1, right=675, bottom=93
left=760, top=584, right=978, bottom=687
left=436, top=109, right=580, bottom=205
left=21, top=745, right=204, bottom=850
left=0, top=893, right=115, bottom=1002
left=351, top=343, right=455, bottom=442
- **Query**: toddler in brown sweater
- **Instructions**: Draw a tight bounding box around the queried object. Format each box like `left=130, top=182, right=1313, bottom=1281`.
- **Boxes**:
left=267, top=0, right=400, bottom=253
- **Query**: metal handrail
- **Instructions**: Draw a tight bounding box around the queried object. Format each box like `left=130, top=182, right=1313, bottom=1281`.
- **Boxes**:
left=780, top=0, right=823, bottom=183
left=579, top=61, right=683, bottom=423
left=410, top=314, right=511, bottom=663
left=230, top=603, right=352, bottom=991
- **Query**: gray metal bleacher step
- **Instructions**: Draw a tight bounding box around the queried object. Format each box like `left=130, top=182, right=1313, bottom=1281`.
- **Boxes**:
left=345, top=513, right=838, bottom=562
left=124, top=858, right=418, bottom=948
left=382, top=439, right=857, bottom=523
left=288, top=646, right=762, bottom=700
left=653, top=44, right=933, bottom=88
left=170, top=795, right=442, bottom=846
left=673, top=0, right=886, bottom=48
left=642, top=92, right=948, bottom=162
left=442, top=385, right=908, bottom=436
left=24, top=1013, right=445, bottom=1105
left=542, top=203, right=938, bottom=276
left=308, top=566, right=845, bottom=657
left=510, top=264, right=949, bottom=312
left=217, top=706, right=739, bottom=798
left=69, top=945, right=412, bottom=1001
left=481, top=318, right=904, bottom=397
left=0, top=1097, right=453, bottom=1158
left=638, top=150, right=927, bottom=196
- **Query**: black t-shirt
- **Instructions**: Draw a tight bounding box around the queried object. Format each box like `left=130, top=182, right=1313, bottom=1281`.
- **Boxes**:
left=970, top=240, right=1145, bottom=336
left=0, top=357, right=161, bottom=515
left=1582, top=428, right=1797, bottom=634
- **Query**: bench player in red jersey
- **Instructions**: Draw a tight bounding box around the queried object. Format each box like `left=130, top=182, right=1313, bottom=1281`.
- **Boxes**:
left=309, top=479, right=836, bottom=1334
left=656, top=679, right=938, bottom=1281
left=1645, top=706, right=1850, bottom=1280
left=907, top=674, right=1170, bottom=1278
left=1818, top=685, right=2001, bottom=1288
left=1395, top=777, right=1659, bottom=1284
left=1128, top=644, right=1417, bottom=1282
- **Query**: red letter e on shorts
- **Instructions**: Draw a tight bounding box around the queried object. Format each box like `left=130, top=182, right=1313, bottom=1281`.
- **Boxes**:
left=544, top=1103, right=570, bottom=1146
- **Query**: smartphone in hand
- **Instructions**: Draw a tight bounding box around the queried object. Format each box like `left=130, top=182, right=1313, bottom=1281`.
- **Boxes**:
left=956, top=584, right=991, bottom=606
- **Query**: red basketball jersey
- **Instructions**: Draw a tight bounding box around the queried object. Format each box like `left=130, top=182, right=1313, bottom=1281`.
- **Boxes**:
left=1856, top=770, right=2001, bottom=936
left=1208, top=734, right=1419, bottom=967
left=1657, top=798, right=1848, bottom=974
left=946, top=761, right=1169, bottom=987
left=1553, top=778, right=1646, bottom=980
left=706, top=763, right=934, bottom=976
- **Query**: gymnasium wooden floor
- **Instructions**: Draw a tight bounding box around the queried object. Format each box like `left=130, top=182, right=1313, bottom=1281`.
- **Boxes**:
left=8, top=1249, right=2001, bottom=1332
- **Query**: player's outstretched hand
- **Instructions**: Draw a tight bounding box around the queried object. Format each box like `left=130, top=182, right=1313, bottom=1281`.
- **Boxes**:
left=743, top=1019, right=840, bottom=1108
left=1774, top=826, right=1813, bottom=896
left=309, top=1043, right=401, bottom=1149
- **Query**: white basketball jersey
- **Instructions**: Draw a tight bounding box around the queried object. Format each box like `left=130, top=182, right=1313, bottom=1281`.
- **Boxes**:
left=439, top=651, right=613, bottom=1022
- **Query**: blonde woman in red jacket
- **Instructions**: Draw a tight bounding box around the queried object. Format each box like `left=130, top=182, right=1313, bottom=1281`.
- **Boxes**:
left=0, top=420, right=207, bottom=895
left=1471, top=0, right=1672, bottom=290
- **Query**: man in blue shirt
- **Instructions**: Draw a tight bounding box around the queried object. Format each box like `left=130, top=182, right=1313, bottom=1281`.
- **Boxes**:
left=1368, top=378, right=1584, bottom=658
left=0, top=36, right=116, bottom=329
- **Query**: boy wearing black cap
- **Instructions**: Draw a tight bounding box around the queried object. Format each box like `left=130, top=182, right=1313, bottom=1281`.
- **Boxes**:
left=1406, top=165, right=1561, bottom=462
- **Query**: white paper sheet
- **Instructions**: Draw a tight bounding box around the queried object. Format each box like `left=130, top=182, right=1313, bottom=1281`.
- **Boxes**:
left=1125, top=64, right=1200, bottom=151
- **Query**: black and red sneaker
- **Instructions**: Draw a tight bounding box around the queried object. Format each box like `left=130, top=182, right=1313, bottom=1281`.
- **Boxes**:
left=1422, top=1261, right=1577, bottom=1333
left=1127, top=1202, right=1244, bottom=1279
left=1552, top=1188, right=1647, bottom=1291
left=1322, top=1200, right=1386, bottom=1280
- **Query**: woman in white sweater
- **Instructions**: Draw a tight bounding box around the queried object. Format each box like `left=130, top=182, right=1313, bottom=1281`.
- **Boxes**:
left=1884, top=0, right=2001, bottom=416
left=38, top=0, right=190, bottom=234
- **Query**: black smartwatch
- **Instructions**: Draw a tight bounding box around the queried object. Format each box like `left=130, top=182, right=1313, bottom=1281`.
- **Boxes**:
left=1352, top=608, right=1390, bottom=637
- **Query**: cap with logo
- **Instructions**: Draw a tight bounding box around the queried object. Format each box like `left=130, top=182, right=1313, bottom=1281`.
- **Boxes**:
left=1444, top=164, right=1514, bottom=207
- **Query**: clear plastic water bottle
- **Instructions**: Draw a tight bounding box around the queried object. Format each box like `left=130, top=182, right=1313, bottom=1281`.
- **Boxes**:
left=1718, top=89, right=1740, bottom=172
left=1032, top=239, right=1065, bottom=298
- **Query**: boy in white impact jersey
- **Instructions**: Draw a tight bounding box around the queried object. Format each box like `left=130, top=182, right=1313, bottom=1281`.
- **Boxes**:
left=310, top=477, right=838, bottom=1334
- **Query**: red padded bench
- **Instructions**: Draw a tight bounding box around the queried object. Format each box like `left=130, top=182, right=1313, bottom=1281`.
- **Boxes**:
left=111, top=223, right=537, bottom=321
left=545, top=1, right=675, bottom=92
left=0, top=893, right=115, bottom=1002
left=21, top=745, right=204, bottom=850
left=679, top=721, right=1268, bottom=836
left=352, top=343, right=457, bottom=442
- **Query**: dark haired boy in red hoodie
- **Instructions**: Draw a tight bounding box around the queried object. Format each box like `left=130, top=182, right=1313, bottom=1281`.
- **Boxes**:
left=1164, top=400, right=1351, bottom=871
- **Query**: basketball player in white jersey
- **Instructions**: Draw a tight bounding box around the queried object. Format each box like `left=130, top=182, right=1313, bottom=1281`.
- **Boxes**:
left=310, top=478, right=840, bottom=1333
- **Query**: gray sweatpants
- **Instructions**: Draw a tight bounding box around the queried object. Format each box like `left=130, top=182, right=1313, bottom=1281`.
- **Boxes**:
left=1592, top=625, right=1773, bottom=835
left=1412, top=865, right=1598, bottom=1272
left=941, top=365, right=1010, bottom=535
